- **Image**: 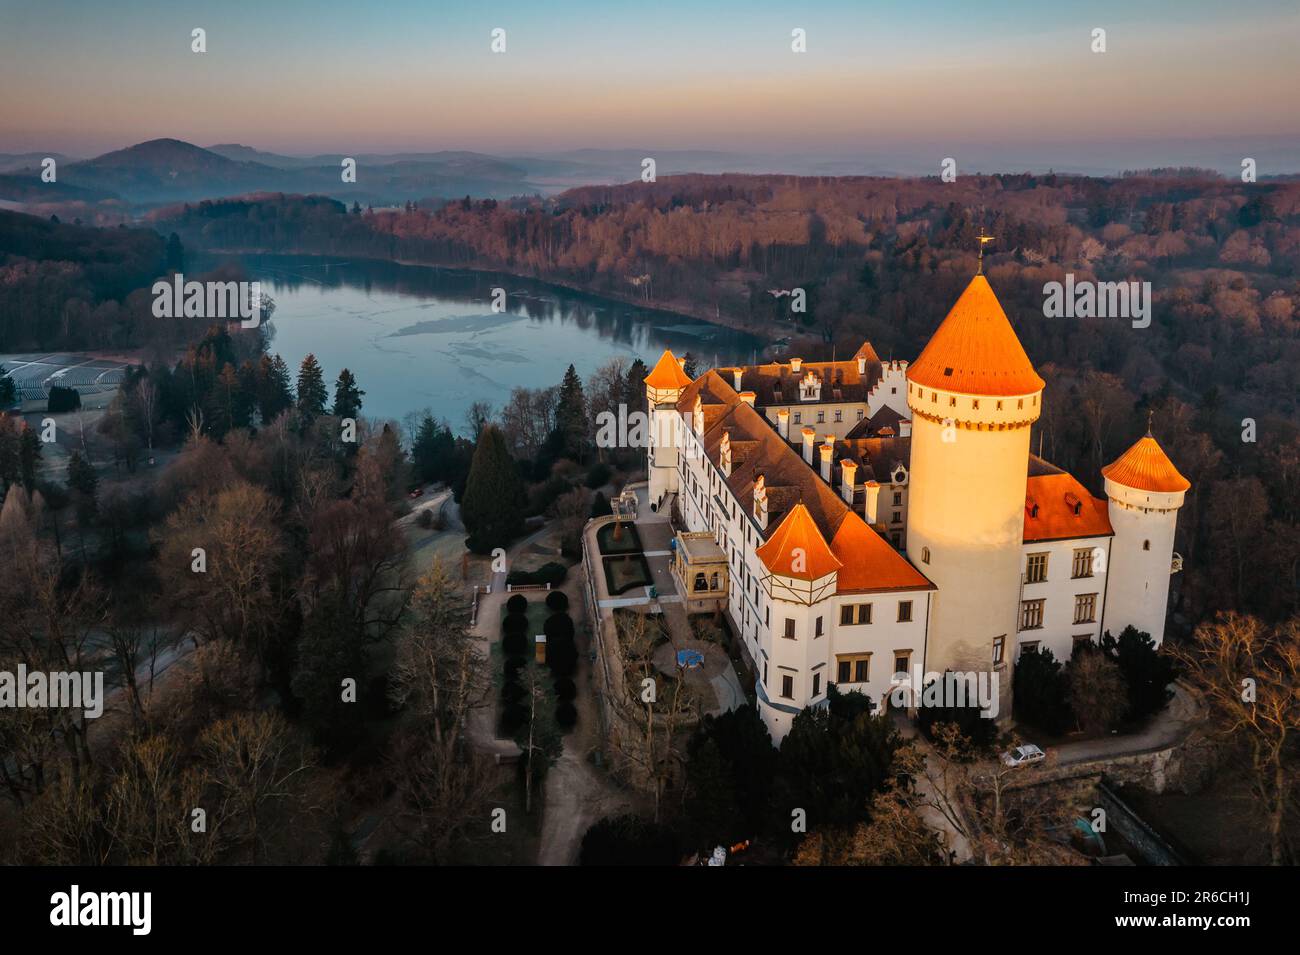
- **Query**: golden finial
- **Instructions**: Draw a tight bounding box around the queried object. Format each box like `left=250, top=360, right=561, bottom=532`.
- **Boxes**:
left=976, top=230, right=995, bottom=274
left=1146, top=409, right=1154, bottom=437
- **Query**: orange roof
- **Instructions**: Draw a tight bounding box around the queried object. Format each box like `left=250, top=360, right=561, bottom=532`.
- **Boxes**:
left=1023, top=473, right=1114, bottom=542
left=1102, top=435, right=1190, bottom=492
left=756, top=503, right=842, bottom=581
left=907, top=275, right=1045, bottom=396
left=830, top=513, right=934, bottom=592
left=644, top=349, right=693, bottom=390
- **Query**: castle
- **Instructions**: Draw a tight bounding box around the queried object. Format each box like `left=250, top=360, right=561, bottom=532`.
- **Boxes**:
left=643, top=273, right=1189, bottom=741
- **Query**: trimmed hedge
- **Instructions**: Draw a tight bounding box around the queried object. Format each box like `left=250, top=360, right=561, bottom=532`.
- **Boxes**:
left=544, top=612, right=575, bottom=642
left=506, top=593, right=529, bottom=615
left=506, top=562, right=568, bottom=588
left=502, top=612, right=528, bottom=638
left=556, top=700, right=578, bottom=729
left=545, top=590, right=570, bottom=613
left=554, top=677, right=577, bottom=701
left=502, top=630, right=528, bottom=657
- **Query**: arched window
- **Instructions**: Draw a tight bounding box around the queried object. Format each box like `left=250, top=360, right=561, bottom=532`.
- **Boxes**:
left=922, top=546, right=931, bottom=564
left=710, top=572, right=720, bottom=591
left=693, top=572, right=708, bottom=592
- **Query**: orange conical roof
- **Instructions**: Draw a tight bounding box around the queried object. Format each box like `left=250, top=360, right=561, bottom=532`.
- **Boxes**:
left=1102, top=435, right=1190, bottom=492
left=907, top=275, right=1045, bottom=396
left=644, top=349, right=693, bottom=390
left=756, top=502, right=842, bottom=581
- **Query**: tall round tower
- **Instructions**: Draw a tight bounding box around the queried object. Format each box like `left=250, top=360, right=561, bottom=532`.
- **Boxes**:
left=643, top=349, right=693, bottom=511
left=1100, top=433, right=1189, bottom=645
left=905, top=275, right=1044, bottom=718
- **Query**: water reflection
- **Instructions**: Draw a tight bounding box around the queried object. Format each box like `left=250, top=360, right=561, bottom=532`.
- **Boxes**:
left=196, top=253, right=767, bottom=429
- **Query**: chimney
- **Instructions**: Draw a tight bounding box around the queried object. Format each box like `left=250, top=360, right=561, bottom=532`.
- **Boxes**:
left=738, top=391, right=756, bottom=407
left=720, top=431, right=732, bottom=477
left=857, top=355, right=866, bottom=375
left=732, top=368, right=743, bottom=391
left=790, top=357, right=802, bottom=374
left=864, top=480, right=881, bottom=525
left=692, top=394, right=704, bottom=434
left=820, top=440, right=834, bottom=483
left=840, top=459, right=858, bottom=505
left=753, top=473, right=768, bottom=530
left=776, top=408, right=790, bottom=441
left=899, top=419, right=912, bottom=438
left=801, top=426, right=816, bottom=465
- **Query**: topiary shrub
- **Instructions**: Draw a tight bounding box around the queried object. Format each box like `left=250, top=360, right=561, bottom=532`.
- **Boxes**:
left=506, top=593, right=529, bottom=615
left=580, top=814, right=680, bottom=866
left=544, top=612, right=575, bottom=642
left=500, top=702, right=529, bottom=735
left=502, top=612, right=528, bottom=638
left=504, top=657, right=525, bottom=681
left=554, top=677, right=577, bottom=701
left=545, top=590, right=570, bottom=613
left=502, top=630, right=528, bottom=657
left=548, top=641, right=578, bottom=678
left=556, top=700, right=578, bottom=729
left=501, top=681, right=526, bottom=704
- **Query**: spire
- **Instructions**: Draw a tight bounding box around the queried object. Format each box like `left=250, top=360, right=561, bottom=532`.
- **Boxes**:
left=1103, top=434, right=1190, bottom=493
left=907, top=274, right=1045, bottom=396
left=976, top=229, right=995, bottom=275
left=755, top=503, right=841, bottom=581
left=644, top=348, right=693, bottom=391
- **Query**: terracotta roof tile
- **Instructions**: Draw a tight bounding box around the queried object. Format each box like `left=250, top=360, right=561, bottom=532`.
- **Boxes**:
left=644, top=349, right=693, bottom=391
left=907, top=275, right=1045, bottom=396
left=1102, top=435, right=1191, bottom=493
left=831, top=513, right=934, bottom=592
left=1023, top=472, right=1113, bottom=542
left=756, top=503, right=842, bottom=580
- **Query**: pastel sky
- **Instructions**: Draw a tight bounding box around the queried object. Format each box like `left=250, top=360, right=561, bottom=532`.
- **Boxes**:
left=1, top=0, right=1297, bottom=159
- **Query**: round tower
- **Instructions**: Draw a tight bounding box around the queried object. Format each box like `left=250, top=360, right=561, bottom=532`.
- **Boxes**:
left=643, top=349, right=693, bottom=511
left=1100, top=433, right=1189, bottom=646
left=904, top=275, right=1044, bottom=719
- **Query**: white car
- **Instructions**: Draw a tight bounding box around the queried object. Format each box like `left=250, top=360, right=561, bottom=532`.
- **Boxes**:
left=1001, top=744, right=1046, bottom=768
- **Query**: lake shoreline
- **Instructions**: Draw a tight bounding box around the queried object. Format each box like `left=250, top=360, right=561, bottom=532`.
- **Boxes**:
left=194, top=246, right=790, bottom=353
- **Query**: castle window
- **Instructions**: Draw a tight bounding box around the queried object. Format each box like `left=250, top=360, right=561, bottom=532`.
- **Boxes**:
left=1072, top=547, right=1095, bottom=578
left=893, top=492, right=902, bottom=505
left=781, top=674, right=794, bottom=699
left=694, top=573, right=708, bottom=592
left=949, top=396, right=957, bottom=407
left=993, top=636, right=1006, bottom=666
left=1143, top=539, right=1151, bottom=551
left=1074, top=593, right=1098, bottom=625
left=897, top=600, right=913, bottom=623
left=815, top=616, right=824, bottom=638
left=922, top=546, right=930, bottom=564
left=894, top=652, right=911, bottom=677
left=972, top=400, right=979, bottom=410
left=836, top=654, right=871, bottom=683
left=996, top=401, right=1003, bottom=410
left=794, top=412, right=802, bottom=424
left=783, top=618, right=796, bottom=640
left=817, top=411, right=825, bottom=423
left=1019, top=599, right=1045, bottom=630
left=840, top=603, right=872, bottom=625
left=1018, top=399, right=1024, bottom=409
left=931, top=392, right=937, bottom=403
left=812, top=673, right=822, bottom=698
left=857, top=409, right=864, bottom=420
left=835, top=410, right=843, bottom=422
left=892, top=511, right=902, bottom=523
left=1025, top=553, right=1049, bottom=583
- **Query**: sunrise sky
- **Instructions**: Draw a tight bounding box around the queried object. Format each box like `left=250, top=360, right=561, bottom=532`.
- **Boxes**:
left=2, top=0, right=1298, bottom=165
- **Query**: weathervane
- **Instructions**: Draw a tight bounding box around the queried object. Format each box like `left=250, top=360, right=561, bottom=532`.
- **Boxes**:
left=976, top=230, right=995, bottom=274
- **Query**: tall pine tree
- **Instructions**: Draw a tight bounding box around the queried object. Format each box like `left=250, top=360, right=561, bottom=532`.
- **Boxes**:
left=553, top=363, right=589, bottom=463
left=332, top=368, right=365, bottom=419
left=459, top=424, right=525, bottom=554
left=296, top=353, right=328, bottom=421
